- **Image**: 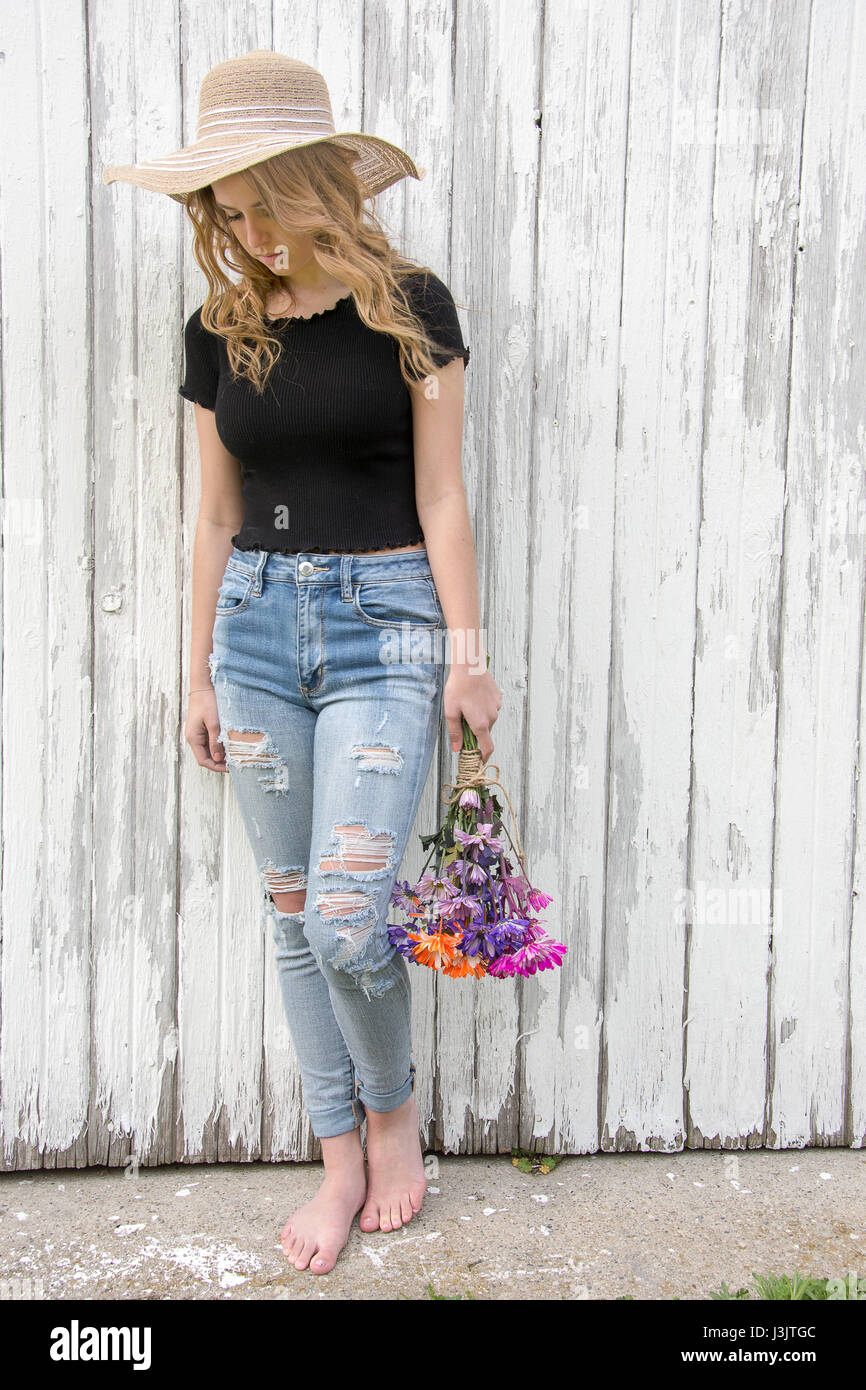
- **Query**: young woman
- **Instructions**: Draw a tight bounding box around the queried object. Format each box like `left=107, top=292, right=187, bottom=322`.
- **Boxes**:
left=103, top=51, right=501, bottom=1276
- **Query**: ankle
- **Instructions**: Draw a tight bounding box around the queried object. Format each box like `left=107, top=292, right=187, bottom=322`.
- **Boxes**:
left=364, top=1094, right=416, bottom=1127
left=319, top=1126, right=365, bottom=1176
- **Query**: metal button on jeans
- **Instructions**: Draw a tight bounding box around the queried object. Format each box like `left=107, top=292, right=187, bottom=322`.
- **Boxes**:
left=298, top=561, right=314, bottom=576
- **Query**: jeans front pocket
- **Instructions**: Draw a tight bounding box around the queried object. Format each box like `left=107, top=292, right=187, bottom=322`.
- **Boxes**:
left=215, top=563, right=255, bottom=617
left=351, top=576, right=444, bottom=630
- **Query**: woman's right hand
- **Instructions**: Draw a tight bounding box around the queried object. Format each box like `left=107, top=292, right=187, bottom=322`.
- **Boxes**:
left=184, top=688, right=227, bottom=772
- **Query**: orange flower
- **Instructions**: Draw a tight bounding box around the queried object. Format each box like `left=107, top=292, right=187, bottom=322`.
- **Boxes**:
left=441, top=951, right=487, bottom=979
left=408, top=929, right=458, bottom=971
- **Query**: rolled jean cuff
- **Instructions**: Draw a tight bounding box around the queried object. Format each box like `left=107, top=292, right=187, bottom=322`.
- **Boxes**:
left=307, top=1095, right=366, bottom=1139
left=356, top=1062, right=416, bottom=1115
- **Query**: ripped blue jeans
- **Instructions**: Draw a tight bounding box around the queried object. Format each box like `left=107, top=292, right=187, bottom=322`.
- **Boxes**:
left=208, top=545, right=446, bottom=1139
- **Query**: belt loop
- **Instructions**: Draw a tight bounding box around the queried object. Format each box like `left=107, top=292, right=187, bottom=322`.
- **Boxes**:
left=340, top=553, right=353, bottom=602
left=253, top=548, right=267, bottom=595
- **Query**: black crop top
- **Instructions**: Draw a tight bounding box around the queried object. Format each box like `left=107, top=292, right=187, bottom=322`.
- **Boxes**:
left=179, top=269, right=470, bottom=553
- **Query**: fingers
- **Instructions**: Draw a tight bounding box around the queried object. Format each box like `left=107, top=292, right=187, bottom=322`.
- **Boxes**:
left=443, top=671, right=501, bottom=759
left=208, top=722, right=225, bottom=767
left=445, top=713, right=463, bottom=752
left=473, top=723, right=494, bottom=763
left=185, top=722, right=228, bottom=773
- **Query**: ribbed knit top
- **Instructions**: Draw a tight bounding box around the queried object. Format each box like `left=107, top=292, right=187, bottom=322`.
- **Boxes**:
left=178, top=269, right=470, bottom=553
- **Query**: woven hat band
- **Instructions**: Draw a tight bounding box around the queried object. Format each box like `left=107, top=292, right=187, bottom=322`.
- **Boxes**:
left=196, top=104, right=337, bottom=142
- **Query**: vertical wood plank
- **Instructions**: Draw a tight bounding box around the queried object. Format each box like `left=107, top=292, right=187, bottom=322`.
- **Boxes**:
left=852, top=565, right=866, bottom=1148
left=0, top=0, right=92, bottom=1170
left=432, top=0, right=541, bottom=1154
left=768, top=0, right=866, bottom=1147
left=520, top=0, right=632, bottom=1155
left=600, top=0, right=711, bottom=1152
left=382, top=0, right=460, bottom=1155
left=174, top=5, right=275, bottom=1167
left=685, top=0, right=810, bottom=1150
left=89, top=0, right=183, bottom=1166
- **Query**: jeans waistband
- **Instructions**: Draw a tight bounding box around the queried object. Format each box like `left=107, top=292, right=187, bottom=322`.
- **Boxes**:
left=225, top=545, right=434, bottom=597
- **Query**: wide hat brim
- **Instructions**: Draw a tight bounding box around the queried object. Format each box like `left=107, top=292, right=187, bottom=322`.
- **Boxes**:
left=102, top=131, right=425, bottom=201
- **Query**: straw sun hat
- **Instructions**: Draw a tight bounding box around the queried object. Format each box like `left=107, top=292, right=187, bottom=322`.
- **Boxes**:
left=102, top=49, right=425, bottom=202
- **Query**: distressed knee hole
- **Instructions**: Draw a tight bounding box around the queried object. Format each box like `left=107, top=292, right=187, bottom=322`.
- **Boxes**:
left=351, top=743, right=403, bottom=774
left=317, top=823, right=395, bottom=875
left=224, top=729, right=289, bottom=794
left=262, top=864, right=307, bottom=915
left=271, top=890, right=306, bottom=914
left=317, top=889, right=380, bottom=968
left=317, top=889, right=378, bottom=922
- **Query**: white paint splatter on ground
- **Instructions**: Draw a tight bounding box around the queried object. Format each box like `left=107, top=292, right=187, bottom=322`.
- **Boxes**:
left=16, top=1237, right=263, bottom=1294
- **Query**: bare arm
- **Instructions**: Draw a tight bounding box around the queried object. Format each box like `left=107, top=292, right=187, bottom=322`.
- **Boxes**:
left=185, top=402, right=245, bottom=772
left=411, top=358, right=502, bottom=760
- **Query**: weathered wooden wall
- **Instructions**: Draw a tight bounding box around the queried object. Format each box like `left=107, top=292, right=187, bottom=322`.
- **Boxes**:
left=1, top=0, right=864, bottom=1169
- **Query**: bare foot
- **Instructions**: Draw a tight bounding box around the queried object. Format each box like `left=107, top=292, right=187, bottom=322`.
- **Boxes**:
left=281, top=1136, right=367, bottom=1274
left=359, top=1092, right=427, bottom=1233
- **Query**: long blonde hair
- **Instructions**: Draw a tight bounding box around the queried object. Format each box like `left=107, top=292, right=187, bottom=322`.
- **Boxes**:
left=183, top=142, right=461, bottom=393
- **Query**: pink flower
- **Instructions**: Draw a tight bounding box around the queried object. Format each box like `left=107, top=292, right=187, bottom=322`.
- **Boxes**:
left=487, top=954, right=519, bottom=978
left=528, top=888, right=554, bottom=910
left=507, top=934, right=567, bottom=976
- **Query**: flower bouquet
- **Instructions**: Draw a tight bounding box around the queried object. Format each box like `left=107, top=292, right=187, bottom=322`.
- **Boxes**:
left=387, top=661, right=566, bottom=980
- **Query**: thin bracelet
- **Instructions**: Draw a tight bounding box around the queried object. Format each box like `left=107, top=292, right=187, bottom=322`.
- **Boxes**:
left=188, top=686, right=212, bottom=695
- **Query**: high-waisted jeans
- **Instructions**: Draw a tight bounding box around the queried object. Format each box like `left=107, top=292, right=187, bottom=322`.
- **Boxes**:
left=207, top=545, right=447, bottom=1139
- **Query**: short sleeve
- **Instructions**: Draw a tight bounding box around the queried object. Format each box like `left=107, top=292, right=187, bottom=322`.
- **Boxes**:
left=178, top=305, right=220, bottom=410
left=402, top=270, right=471, bottom=375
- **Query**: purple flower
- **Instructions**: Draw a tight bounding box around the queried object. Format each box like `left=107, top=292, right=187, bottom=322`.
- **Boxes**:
left=389, top=879, right=416, bottom=911
left=459, top=921, right=507, bottom=961
left=387, top=922, right=416, bottom=957
left=416, top=871, right=461, bottom=903
left=452, top=855, right=487, bottom=888
left=432, top=896, right=476, bottom=930
left=436, top=890, right=479, bottom=918
left=453, top=823, right=504, bottom=856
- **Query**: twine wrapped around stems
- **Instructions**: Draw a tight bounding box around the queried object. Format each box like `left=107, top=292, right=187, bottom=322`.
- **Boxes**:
left=441, top=747, right=527, bottom=873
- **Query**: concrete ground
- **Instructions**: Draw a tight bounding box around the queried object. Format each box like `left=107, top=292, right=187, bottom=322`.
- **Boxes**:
left=1, top=1148, right=864, bottom=1301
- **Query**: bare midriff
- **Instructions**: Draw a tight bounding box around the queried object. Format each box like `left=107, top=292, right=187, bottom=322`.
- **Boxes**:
left=310, top=542, right=426, bottom=556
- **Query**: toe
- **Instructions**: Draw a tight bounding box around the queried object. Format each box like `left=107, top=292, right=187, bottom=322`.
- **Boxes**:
left=311, top=1247, right=338, bottom=1274
left=294, top=1239, right=313, bottom=1270
left=400, top=1193, right=414, bottom=1224
left=388, top=1203, right=403, bottom=1231
left=359, top=1205, right=380, bottom=1232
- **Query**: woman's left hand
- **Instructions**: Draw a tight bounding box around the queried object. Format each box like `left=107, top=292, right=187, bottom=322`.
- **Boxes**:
left=443, top=666, right=503, bottom=762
